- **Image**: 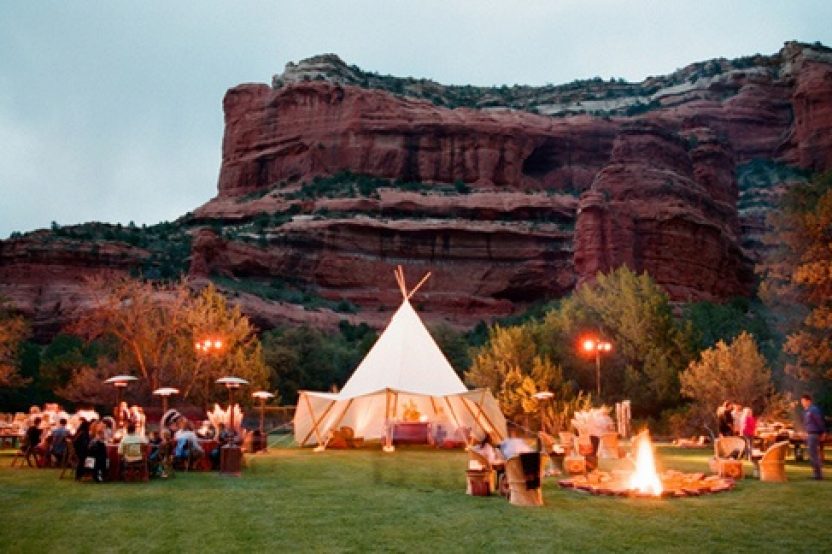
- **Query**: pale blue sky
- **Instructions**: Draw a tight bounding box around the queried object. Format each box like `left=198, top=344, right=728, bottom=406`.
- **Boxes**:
left=1, top=0, right=830, bottom=238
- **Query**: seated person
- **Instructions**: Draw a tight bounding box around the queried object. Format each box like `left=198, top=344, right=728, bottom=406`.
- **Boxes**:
left=118, top=422, right=148, bottom=462
left=210, top=423, right=235, bottom=469
left=87, top=427, right=109, bottom=483
left=472, top=435, right=502, bottom=465
left=129, top=405, right=146, bottom=437
left=147, top=431, right=162, bottom=461
left=499, top=436, right=534, bottom=460
left=149, top=430, right=173, bottom=478
left=197, top=420, right=217, bottom=439
left=174, top=421, right=204, bottom=465
left=49, top=418, right=71, bottom=465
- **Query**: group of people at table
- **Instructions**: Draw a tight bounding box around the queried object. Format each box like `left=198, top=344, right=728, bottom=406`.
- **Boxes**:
left=717, top=395, right=826, bottom=480
left=15, top=403, right=241, bottom=482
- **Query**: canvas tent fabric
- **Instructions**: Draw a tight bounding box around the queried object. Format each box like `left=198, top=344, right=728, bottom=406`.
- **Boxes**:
left=293, top=298, right=507, bottom=447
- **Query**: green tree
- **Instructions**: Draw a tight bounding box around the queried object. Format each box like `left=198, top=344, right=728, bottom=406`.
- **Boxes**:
left=466, top=323, right=587, bottom=430
left=680, top=331, right=778, bottom=422
left=430, top=324, right=471, bottom=376
left=542, top=266, right=695, bottom=415
left=262, top=322, right=376, bottom=404
left=183, top=284, right=269, bottom=405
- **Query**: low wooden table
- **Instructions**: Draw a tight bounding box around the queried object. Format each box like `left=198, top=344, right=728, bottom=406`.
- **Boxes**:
left=790, top=434, right=832, bottom=462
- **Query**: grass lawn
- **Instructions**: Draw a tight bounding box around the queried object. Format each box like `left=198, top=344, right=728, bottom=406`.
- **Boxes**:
left=0, top=442, right=828, bottom=553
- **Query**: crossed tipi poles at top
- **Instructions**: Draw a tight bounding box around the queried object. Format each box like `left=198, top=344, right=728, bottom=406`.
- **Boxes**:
left=393, top=265, right=431, bottom=301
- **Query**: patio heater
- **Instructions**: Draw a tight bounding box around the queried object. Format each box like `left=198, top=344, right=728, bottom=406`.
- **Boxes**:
left=252, top=391, right=275, bottom=452
left=152, top=387, right=180, bottom=422
left=104, top=375, right=138, bottom=428
left=216, top=376, right=249, bottom=475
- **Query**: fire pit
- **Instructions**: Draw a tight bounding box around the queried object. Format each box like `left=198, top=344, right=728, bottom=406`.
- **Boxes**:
left=558, top=430, right=736, bottom=498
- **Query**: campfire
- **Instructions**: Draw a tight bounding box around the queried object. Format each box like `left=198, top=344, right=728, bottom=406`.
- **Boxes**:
left=559, top=430, right=736, bottom=498
left=628, top=430, right=663, bottom=495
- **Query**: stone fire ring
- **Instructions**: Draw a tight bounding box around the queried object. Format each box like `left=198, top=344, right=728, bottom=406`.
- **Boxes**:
left=558, top=470, right=736, bottom=499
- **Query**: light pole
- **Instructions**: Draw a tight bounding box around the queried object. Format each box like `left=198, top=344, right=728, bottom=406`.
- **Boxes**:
left=104, top=375, right=138, bottom=428
left=582, top=337, right=612, bottom=399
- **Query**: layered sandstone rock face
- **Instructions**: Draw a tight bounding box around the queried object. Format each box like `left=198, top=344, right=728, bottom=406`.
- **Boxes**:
left=0, top=232, right=149, bottom=339
left=217, top=82, right=616, bottom=198
left=573, top=122, right=752, bottom=300
left=2, top=42, right=831, bottom=336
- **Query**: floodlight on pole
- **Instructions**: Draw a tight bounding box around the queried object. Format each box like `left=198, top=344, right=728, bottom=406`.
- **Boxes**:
left=581, top=337, right=613, bottom=398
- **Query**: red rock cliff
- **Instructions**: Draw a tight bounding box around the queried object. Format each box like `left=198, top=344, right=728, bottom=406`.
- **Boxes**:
left=3, top=42, right=832, bottom=336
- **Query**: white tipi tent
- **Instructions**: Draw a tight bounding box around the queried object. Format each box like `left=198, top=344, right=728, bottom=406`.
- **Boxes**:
left=293, top=267, right=507, bottom=450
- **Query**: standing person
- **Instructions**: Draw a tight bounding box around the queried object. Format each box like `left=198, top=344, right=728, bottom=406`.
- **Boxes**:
left=801, top=394, right=826, bottom=480
left=741, top=407, right=756, bottom=458
left=718, top=402, right=735, bottom=437
left=23, top=417, right=44, bottom=467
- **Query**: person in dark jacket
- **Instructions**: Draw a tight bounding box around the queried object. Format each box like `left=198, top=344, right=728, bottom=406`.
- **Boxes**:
left=23, top=417, right=44, bottom=467
left=801, top=394, right=826, bottom=480
left=87, top=427, right=109, bottom=482
left=718, top=402, right=735, bottom=437
left=73, top=419, right=91, bottom=480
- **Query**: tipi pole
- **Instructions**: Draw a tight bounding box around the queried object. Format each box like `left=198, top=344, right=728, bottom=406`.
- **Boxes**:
left=330, top=398, right=355, bottom=435
left=429, top=396, right=439, bottom=416
left=383, top=389, right=394, bottom=452
left=301, top=393, right=335, bottom=447
left=391, top=391, right=400, bottom=423
left=463, top=394, right=505, bottom=442
left=394, top=266, right=407, bottom=298
left=443, top=396, right=463, bottom=436
left=459, top=396, right=489, bottom=444
left=406, top=272, right=432, bottom=300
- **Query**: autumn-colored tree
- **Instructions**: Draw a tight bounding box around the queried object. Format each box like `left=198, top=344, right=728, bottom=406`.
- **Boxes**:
left=68, top=275, right=191, bottom=396
left=0, top=298, right=30, bottom=387
left=466, top=324, right=538, bottom=394
left=680, top=331, right=778, bottom=423
left=184, top=284, right=268, bottom=405
left=761, top=172, right=832, bottom=381
left=65, top=275, right=267, bottom=405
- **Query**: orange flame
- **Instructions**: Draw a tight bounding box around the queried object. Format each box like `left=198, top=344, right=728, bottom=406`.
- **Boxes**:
left=628, top=430, right=663, bottom=496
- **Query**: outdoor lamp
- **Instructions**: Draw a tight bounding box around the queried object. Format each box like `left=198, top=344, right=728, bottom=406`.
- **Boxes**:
left=581, top=337, right=613, bottom=398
